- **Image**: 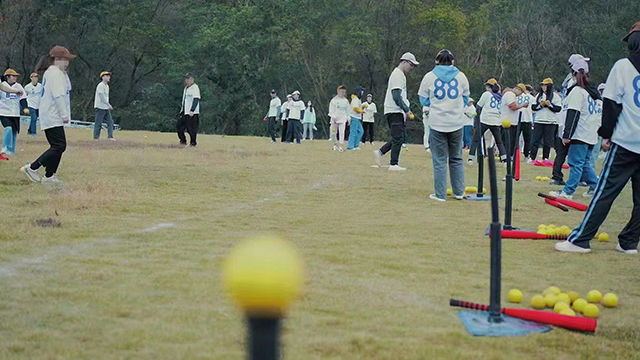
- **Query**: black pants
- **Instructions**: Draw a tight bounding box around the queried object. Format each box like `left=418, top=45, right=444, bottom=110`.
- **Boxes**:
left=267, top=117, right=277, bottom=142
left=32, top=126, right=66, bottom=176
left=280, top=120, right=288, bottom=142
left=529, top=123, right=557, bottom=160
left=508, top=123, right=532, bottom=158
left=362, top=122, right=374, bottom=143
left=470, top=123, right=507, bottom=160
left=379, top=113, right=405, bottom=166
left=552, top=137, right=569, bottom=182
left=0, top=116, right=21, bottom=134
left=569, top=144, right=640, bottom=250
left=286, top=119, right=301, bottom=144
left=177, top=114, right=199, bottom=146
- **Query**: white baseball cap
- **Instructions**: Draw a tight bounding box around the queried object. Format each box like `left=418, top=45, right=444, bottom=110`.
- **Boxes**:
left=568, top=54, right=590, bottom=66
left=571, top=58, right=589, bottom=73
left=292, top=90, right=300, bottom=96
left=400, top=52, right=419, bottom=66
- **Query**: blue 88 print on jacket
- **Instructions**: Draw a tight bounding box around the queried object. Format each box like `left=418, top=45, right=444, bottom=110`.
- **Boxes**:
left=490, top=97, right=501, bottom=109
left=633, top=75, right=640, bottom=108
left=433, top=78, right=459, bottom=100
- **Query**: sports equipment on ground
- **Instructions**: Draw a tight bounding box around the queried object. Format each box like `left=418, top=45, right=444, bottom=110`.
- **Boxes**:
left=531, top=295, right=546, bottom=309
left=598, top=233, right=610, bottom=242
left=545, top=198, right=569, bottom=212
left=538, top=193, right=588, bottom=211
left=497, top=229, right=568, bottom=240
left=560, top=308, right=576, bottom=317
left=567, top=291, right=581, bottom=304
left=602, top=293, right=618, bottom=308
left=586, top=290, right=603, bottom=304
left=507, top=289, right=523, bottom=303
left=554, top=302, right=570, bottom=313
left=450, top=299, right=597, bottom=333
left=583, top=304, right=600, bottom=318
left=573, top=299, right=588, bottom=313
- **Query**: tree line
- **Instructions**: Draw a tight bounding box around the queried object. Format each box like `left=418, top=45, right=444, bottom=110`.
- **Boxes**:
left=1, top=0, right=637, bottom=142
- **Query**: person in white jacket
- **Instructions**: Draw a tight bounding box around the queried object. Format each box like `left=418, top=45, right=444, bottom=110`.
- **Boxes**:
left=418, top=49, right=470, bottom=201
left=530, top=78, right=562, bottom=163
left=21, top=46, right=75, bottom=185
left=328, top=85, right=350, bottom=152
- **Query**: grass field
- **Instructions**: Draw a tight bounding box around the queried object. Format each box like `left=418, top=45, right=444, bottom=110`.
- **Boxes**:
left=1, top=128, right=639, bottom=360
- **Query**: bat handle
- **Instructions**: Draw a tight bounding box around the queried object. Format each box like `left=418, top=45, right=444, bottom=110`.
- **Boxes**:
left=450, top=299, right=490, bottom=312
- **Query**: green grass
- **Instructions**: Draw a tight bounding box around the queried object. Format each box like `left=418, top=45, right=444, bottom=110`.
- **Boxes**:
left=1, top=128, right=639, bottom=360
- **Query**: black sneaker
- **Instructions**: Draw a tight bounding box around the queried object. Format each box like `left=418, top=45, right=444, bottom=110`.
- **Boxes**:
left=550, top=179, right=565, bottom=186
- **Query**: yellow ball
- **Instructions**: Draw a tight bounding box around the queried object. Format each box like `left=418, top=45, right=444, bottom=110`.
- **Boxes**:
left=543, top=286, right=561, bottom=296
left=556, top=293, right=570, bottom=305
left=502, top=120, right=511, bottom=128
left=535, top=176, right=542, bottom=181
left=537, top=229, right=548, bottom=235
left=554, top=301, right=570, bottom=313
left=409, top=113, right=415, bottom=120
left=531, top=295, right=546, bottom=309
left=446, top=188, right=453, bottom=196
left=567, top=291, right=581, bottom=304
left=559, top=308, right=576, bottom=317
left=544, top=294, right=558, bottom=308
left=583, top=304, right=600, bottom=318
left=538, top=224, right=547, bottom=230
left=572, top=299, right=588, bottom=313
left=602, top=293, right=619, bottom=308
left=599, top=233, right=610, bottom=242
left=223, top=236, right=305, bottom=316
left=23, top=108, right=30, bottom=115
left=586, top=290, right=603, bottom=303
left=482, top=188, right=487, bottom=194
left=144, top=136, right=148, bottom=139
left=507, top=289, right=523, bottom=303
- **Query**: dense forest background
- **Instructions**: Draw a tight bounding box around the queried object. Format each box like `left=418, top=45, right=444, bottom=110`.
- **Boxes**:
left=0, top=0, right=637, bottom=140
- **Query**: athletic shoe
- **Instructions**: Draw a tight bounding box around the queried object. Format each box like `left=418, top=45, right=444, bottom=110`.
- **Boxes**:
left=550, top=180, right=565, bottom=186
left=20, top=164, right=41, bottom=183
left=388, top=165, right=406, bottom=171
left=466, top=160, right=474, bottom=166
left=555, top=241, right=591, bottom=253
left=402, top=144, right=407, bottom=148
left=337, top=147, right=344, bottom=153
left=370, top=142, right=374, bottom=146
left=270, top=140, right=276, bottom=144
left=333, top=145, right=338, bottom=151
left=0, top=147, right=8, bottom=155
left=579, top=181, right=588, bottom=187
left=109, top=138, right=116, bottom=141
left=526, top=158, right=534, bottom=164
left=583, top=189, right=595, bottom=198
left=429, top=194, right=446, bottom=202
left=454, top=194, right=464, bottom=200
left=373, top=150, right=382, bottom=167
left=0, top=154, right=8, bottom=161
left=616, top=243, right=638, bottom=255
left=549, top=190, right=573, bottom=200
left=42, top=174, right=62, bottom=185
left=542, top=159, right=554, bottom=166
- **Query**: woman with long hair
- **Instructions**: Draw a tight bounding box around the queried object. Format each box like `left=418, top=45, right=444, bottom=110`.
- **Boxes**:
left=20, top=46, right=75, bottom=186
left=468, top=78, right=507, bottom=165
left=529, top=78, right=562, bottom=163
left=549, top=58, right=599, bottom=200
left=302, top=101, right=316, bottom=140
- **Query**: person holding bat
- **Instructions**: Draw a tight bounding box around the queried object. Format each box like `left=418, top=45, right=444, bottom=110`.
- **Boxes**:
left=556, top=21, right=640, bottom=254
left=0, top=69, right=28, bottom=157
left=549, top=58, right=600, bottom=202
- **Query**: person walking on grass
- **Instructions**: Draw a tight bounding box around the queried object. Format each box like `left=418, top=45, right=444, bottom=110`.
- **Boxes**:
left=177, top=72, right=200, bottom=147
left=302, top=101, right=316, bottom=140
left=468, top=78, right=506, bottom=165
left=362, top=94, right=377, bottom=145
left=94, top=71, right=116, bottom=141
left=24, top=73, right=42, bottom=137
left=373, top=52, right=418, bottom=171
left=555, top=21, right=640, bottom=254
left=347, top=85, right=366, bottom=150
left=529, top=78, right=562, bottom=164
left=418, top=49, right=470, bottom=201
left=20, top=46, right=74, bottom=185
left=462, top=98, right=476, bottom=150
left=0, top=69, right=28, bottom=158
left=263, top=89, right=281, bottom=143
left=328, top=85, right=349, bottom=152
left=280, top=94, right=292, bottom=143
left=285, top=90, right=304, bottom=144
left=549, top=58, right=600, bottom=201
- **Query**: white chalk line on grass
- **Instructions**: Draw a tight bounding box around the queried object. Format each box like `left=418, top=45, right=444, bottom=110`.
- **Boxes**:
left=0, top=175, right=342, bottom=280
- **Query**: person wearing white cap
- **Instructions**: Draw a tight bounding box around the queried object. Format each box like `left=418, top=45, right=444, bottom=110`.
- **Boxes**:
left=280, top=94, right=292, bottom=142
left=373, top=52, right=418, bottom=171
left=24, top=73, right=42, bottom=137
left=284, top=90, right=304, bottom=144
left=263, top=90, right=281, bottom=143
left=94, top=71, right=116, bottom=140
left=549, top=58, right=599, bottom=202
left=361, top=94, right=377, bottom=145
left=328, top=85, right=349, bottom=151
left=555, top=21, right=640, bottom=254
left=418, top=49, right=469, bottom=200
left=562, top=54, right=590, bottom=98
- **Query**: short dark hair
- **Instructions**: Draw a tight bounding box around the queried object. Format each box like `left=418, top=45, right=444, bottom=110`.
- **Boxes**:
left=435, top=49, right=454, bottom=65
left=337, top=85, right=347, bottom=91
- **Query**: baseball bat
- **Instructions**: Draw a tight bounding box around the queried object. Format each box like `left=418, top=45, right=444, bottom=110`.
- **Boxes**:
left=545, top=198, right=569, bottom=212
left=537, top=193, right=588, bottom=211
left=450, top=299, right=597, bottom=333
left=493, top=229, right=568, bottom=240
left=515, top=149, right=521, bottom=181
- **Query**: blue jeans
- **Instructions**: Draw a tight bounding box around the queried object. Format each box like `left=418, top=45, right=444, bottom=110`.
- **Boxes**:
left=347, top=117, right=363, bottom=150
left=28, top=107, right=39, bottom=135
left=590, top=137, right=602, bottom=170
left=463, top=125, right=472, bottom=148
left=564, top=143, right=598, bottom=195
left=94, top=109, right=114, bottom=139
left=430, top=128, right=465, bottom=199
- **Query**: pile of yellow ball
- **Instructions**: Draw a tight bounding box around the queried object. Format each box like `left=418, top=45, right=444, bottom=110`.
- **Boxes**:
left=518, top=286, right=620, bottom=319
left=535, top=176, right=551, bottom=181
left=594, top=232, right=610, bottom=242
left=537, top=224, right=571, bottom=236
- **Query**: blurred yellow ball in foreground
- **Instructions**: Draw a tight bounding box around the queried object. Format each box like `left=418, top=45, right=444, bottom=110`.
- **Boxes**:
left=223, top=236, right=305, bottom=316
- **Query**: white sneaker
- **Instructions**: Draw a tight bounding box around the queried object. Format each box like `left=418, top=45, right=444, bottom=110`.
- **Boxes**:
left=526, top=158, right=534, bottom=164
left=617, top=243, right=638, bottom=254
left=555, top=241, right=591, bottom=253
left=583, top=189, right=595, bottom=198
left=109, top=138, right=116, bottom=141
left=549, top=190, right=573, bottom=200
left=466, top=160, right=474, bottom=166
left=454, top=195, right=464, bottom=200
left=373, top=150, right=382, bottom=167
left=429, top=194, right=446, bottom=202
left=42, top=174, right=63, bottom=185
left=20, top=164, right=41, bottom=183
left=388, top=165, right=406, bottom=171
left=370, top=142, right=374, bottom=146
left=338, top=147, right=344, bottom=153
left=333, top=145, right=338, bottom=151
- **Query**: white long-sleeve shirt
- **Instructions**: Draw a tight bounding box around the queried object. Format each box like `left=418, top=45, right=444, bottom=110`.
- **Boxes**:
left=39, top=65, right=71, bottom=130
left=328, top=96, right=350, bottom=124
left=24, top=82, right=43, bottom=110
